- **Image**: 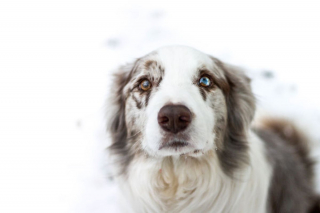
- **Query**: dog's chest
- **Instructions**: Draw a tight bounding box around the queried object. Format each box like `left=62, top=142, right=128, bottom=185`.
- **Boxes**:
left=118, top=154, right=268, bottom=213
left=121, top=157, right=215, bottom=212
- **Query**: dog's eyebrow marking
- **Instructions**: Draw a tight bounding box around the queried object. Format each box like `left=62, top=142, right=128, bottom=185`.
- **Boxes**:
left=144, top=59, right=165, bottom=73
left=144, top=60, right=165, bottom=73
left=132, top=94, right=142, bottom=109
left=144, top=60, right=157, bottom=70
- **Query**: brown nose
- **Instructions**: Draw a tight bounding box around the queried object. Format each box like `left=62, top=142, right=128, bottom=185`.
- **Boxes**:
left=157, top=105, right=192, bottom=134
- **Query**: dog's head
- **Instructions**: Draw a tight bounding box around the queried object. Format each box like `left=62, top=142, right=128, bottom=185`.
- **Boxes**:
left=108, top=46, right=255, bottom=175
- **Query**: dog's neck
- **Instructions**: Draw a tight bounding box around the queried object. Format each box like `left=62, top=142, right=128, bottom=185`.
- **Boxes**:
left=154, top=151, right=221, bottom=201
left=121, top=151, right=226, bottom=211
left=117, top=133, right=271, bottom=213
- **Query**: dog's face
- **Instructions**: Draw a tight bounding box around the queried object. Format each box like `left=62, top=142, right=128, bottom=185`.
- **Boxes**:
left=122, top=47, right=228, bottom=157
left=109, top=46, right=255, bottom=174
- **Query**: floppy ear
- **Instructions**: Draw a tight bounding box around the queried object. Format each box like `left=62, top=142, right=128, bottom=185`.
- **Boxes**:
left=107, top=62, right=135, bottom=175
left=214, top=59, right=256, bottom=176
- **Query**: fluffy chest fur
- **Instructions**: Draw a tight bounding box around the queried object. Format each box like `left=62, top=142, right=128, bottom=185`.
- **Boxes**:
left=117, top=133, right=271, bottom=213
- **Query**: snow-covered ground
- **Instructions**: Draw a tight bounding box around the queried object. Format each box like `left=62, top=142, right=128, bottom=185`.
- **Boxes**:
left=1, top=0, right=320, bottom=212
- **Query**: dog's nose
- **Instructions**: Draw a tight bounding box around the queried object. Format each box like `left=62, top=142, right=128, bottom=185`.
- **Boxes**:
left=157, top=105, right=192, bottom=134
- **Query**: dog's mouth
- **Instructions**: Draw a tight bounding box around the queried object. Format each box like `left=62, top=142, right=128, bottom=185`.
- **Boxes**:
left=157, top=138, right=206, bottom=157
left=159, top=140, right=189, bottom=150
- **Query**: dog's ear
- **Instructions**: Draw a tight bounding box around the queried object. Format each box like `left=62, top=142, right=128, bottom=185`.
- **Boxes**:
left=213, top=58, right=256, bottom=176
left=107, top=66, right=130, bottom=136
left=106, top=61, right=137, bottom=175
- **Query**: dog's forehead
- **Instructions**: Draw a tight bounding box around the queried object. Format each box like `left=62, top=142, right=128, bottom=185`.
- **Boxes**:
left=153, top=46, right=215, bottom=78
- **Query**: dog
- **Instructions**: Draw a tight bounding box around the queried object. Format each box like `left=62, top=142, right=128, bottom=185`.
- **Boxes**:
left=107, top=46, right=320, bottom=213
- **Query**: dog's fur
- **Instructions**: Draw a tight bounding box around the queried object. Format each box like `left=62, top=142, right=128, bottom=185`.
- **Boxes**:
left=107, top=46, right=320, bottom=213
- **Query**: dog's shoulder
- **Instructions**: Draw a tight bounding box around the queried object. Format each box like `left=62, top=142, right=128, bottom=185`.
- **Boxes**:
left=253, top=118, right=318, bottom=213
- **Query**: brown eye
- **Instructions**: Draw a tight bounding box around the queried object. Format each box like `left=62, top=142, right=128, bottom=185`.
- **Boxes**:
left=199, top=76, right=211, bottom=87
left=139, top=79, right=151, bottom=91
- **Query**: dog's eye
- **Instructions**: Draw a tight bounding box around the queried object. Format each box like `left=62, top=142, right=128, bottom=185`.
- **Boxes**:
left=139, top=79, right=151, bottom=91
left=199, top=76, right=211, bottom=87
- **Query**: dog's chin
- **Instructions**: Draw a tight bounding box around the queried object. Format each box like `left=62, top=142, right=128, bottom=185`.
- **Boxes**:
left=148, top=140, right=206, bottom=157
left=156, top=148, right=207, bottom=158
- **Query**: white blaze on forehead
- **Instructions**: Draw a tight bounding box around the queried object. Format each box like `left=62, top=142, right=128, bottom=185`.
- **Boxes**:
left=142, top=46, right=222, bottom=156
left=155, top=46, right=215, bottom=79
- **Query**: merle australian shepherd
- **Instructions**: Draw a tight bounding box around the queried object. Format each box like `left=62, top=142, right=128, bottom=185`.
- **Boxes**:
left=107, top=46, right=320, bottom=213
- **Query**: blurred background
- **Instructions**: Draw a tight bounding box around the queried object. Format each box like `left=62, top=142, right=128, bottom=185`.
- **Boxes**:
left=1, top=0, right=320, bottom=212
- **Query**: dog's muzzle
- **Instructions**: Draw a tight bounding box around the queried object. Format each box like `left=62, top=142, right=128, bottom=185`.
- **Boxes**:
left=157, top=104, right=192, bottom=133
left=157, top=105, right=192, bottom=149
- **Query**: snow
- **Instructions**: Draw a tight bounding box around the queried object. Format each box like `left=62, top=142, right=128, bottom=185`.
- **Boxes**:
left=0, top=0, right=320, bottom=212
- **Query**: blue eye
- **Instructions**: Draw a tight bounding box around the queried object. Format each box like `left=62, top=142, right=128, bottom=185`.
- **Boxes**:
left=199, top=76, right=211, bottom=87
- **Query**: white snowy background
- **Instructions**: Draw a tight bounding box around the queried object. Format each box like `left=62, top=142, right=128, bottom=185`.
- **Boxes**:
left=1, top=0, right=320, bottom=212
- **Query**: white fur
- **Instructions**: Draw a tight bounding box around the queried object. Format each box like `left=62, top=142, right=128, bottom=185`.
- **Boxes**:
left=118, top=131, right=272, bottom=213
